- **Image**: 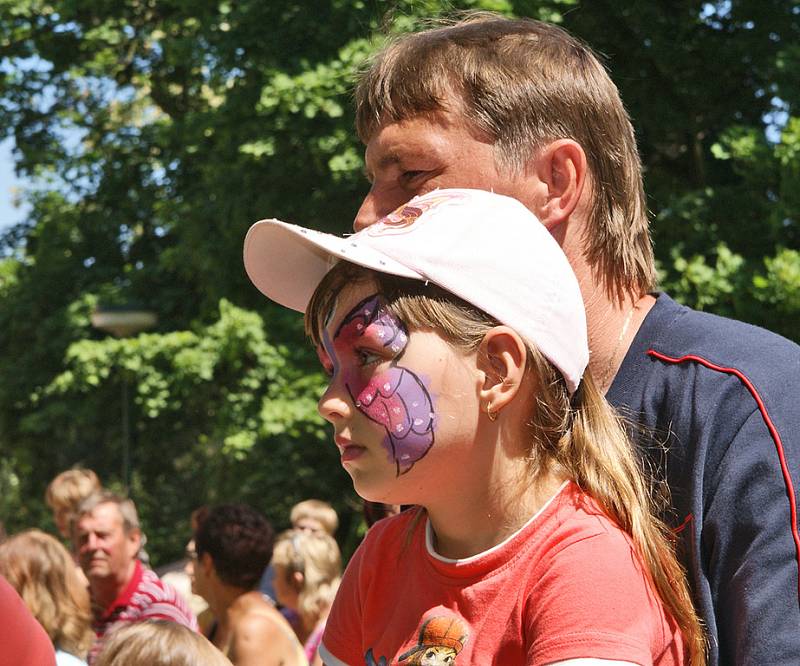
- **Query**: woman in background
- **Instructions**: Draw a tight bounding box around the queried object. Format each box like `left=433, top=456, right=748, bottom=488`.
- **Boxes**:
left=272, top=529, right=342, bottom=666
left=0, top=529, right=92, bottom=665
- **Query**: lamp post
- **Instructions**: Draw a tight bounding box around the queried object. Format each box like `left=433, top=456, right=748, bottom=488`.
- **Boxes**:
left=90, top=305, right=157, bottom=491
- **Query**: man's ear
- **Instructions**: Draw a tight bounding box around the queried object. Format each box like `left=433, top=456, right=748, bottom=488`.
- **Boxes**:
left=126, top=528, right=142, bottom=557
left=530, top=139, right=587, bottom=232
left=200, top=552, right=215, bottom=576
left=477, top=326, right=528, bottom=420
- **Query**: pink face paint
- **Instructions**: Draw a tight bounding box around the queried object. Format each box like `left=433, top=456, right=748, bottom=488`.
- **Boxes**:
left=323, top=294, right=435, bottom=476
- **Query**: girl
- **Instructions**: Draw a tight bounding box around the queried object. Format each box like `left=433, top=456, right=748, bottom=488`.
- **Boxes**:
left=272, top=529, right=343, bottom=665
left=243, top=188, right=705, bottom=665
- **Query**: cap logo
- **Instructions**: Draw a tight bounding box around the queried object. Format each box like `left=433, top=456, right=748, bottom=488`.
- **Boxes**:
left=366, top=191, right=467, bottom=237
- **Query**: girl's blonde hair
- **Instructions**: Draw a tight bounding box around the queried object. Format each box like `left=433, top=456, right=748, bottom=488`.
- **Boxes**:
left=45, top=468, right=101, bottom=513
left=0, top=529, right=92, bottom=658
left=272, top=529, right=342, bottom=630
left=306, top=261, right=706, bottom=665
left=94, top=620, right=232, bottom=666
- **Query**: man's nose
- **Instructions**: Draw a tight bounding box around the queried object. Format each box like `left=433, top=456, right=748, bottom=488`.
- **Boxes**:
left=353, top=189, right=383, bottom=231
left=353, top=187, right=409, bottom=232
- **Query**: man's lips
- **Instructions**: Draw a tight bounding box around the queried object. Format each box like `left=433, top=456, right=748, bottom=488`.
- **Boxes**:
left=335, top=435, right=366, bottom=462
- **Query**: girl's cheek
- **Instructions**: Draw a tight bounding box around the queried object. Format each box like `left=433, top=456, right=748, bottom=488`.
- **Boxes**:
left=353, top=372, right=390, bottom=411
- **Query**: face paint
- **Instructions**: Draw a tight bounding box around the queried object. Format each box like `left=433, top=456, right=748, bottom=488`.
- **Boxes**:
left=323, top=293, right=435, bottom=476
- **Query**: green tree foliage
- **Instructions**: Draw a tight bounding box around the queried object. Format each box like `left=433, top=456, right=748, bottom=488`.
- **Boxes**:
left=0, top=0, right=798, bottom=563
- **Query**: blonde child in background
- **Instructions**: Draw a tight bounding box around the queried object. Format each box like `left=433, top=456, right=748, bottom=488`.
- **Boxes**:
left=290, top=499, right=338, bottom=537
left=45, top=468, right=101, bottom=541
left=272, top=529, right=342, bottom=666
left=93, top=620, right=232, bottom=666
left=243, top=189, right=705, bottom=664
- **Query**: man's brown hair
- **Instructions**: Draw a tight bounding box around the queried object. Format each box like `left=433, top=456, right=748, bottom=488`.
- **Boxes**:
left=355, top=14, right=656, bottom=299
left=77, top=490, right=140, bottom=534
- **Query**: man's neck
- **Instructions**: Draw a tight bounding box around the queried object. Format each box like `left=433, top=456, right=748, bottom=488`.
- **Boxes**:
left=579, top=273, right=655, bottom=394
left=209, top=583, right=250, bottom=628
left=90, top=559, right=138, bottom=612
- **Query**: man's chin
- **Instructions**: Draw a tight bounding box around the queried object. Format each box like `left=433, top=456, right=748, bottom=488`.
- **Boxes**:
left=86, top=563, right=112, bottom=579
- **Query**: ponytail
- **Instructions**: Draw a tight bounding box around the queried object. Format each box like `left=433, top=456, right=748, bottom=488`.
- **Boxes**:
left=529, top=354, right=706, bottom=666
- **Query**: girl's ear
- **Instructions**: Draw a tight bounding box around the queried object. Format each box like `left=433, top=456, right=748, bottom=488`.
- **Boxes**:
left=292, top=570, right=305, bottom=592
left=477, top=326, right=528, bottom=421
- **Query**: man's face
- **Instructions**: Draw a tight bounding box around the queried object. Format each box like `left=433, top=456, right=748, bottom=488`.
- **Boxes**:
left=75, top=502, right=140, bottom=583
left=354, top=109, right=540, bottom=231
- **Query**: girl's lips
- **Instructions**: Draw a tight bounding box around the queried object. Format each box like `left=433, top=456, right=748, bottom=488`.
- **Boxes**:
left=335, top=435, right=366, bottom=462
left=340, top=445, right=366, bottom=463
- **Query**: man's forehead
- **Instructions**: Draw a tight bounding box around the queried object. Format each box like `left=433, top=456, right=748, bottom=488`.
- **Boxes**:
left=364, top=114, right=455, bottom=166
left=79, top=502, right=123, bottom=528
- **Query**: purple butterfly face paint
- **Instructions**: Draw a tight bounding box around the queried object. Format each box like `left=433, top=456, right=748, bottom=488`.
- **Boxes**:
left=321, top=293, right=435, bottom=476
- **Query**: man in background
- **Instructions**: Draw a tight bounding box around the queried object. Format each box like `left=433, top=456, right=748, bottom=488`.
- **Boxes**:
left=75, top=491, right=196, bottom=663
left=350, top=14, right=800, bottom=664
left=190, top=503, right=306, bottom=666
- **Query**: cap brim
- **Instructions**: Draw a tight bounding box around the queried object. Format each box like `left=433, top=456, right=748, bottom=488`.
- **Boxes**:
left=243, top=220, right=421, bottom=312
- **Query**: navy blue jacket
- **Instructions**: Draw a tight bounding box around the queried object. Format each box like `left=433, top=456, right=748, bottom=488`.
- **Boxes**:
left=609, top=293, right=800, bottom=665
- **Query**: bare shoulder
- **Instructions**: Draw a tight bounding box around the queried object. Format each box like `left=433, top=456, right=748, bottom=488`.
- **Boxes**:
left=230, top=595, right=304, bottom=666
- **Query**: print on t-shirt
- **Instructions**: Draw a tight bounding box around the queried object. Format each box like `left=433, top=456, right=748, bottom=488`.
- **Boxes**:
left=365, top=615, right=469, bottom=665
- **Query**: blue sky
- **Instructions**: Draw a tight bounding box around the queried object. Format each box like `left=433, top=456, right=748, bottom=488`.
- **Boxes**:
left=0, top=138, right=27, bottom=232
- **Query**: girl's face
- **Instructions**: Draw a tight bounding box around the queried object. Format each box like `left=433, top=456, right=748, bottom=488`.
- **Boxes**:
left=316, top=282, right=479, bottom=504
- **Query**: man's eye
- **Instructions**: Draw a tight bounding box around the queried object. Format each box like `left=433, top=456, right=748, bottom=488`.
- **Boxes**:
left=399, top=170, right=426, bottom=185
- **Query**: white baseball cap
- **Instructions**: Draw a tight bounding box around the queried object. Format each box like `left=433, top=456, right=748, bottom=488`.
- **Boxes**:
left=243, top=188, right=588, bottom=394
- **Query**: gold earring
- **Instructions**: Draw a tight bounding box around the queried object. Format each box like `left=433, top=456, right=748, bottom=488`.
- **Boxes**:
left=487, top=405, right=498, bottom=422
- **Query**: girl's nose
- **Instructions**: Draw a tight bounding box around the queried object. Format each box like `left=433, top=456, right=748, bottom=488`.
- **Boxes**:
left=318, top=381, right=354, bottom=424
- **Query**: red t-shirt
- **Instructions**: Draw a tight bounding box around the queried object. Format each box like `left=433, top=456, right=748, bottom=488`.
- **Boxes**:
left=0, top=574, right=56, bottom=666
left=320, top=482, right=685, bottom=665
left=88, top=560, right=197, bottom=663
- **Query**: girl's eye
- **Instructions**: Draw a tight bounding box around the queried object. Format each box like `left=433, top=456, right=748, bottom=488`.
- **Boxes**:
left=356, top=349, right=382, bottom=367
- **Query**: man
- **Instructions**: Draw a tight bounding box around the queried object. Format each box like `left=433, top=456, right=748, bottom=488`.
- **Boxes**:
left=189, top=503, right=306, bottom=666
left=350, top=16, right=800, bottom=665
left=75, top=491, right=197, bottom=663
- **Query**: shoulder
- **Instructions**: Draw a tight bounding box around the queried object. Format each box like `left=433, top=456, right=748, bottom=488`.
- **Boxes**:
left=646, top=292, right=800, bottom=385
left=531, top=488, right=656, bottom=602
left=234, top=608, right=285, bottom=639
left=527, top=494, right=675, bottom=662
left=134, top=568, right=196, bottom=627
left=231, top=603, right=299, bottom=655
left=539, top=489, right=639, bottom=563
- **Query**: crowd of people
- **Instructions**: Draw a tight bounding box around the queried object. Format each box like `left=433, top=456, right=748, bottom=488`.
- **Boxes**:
left=2, top=12, right=800, bottom=666
left=0, top=468, right=344, bottom=665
